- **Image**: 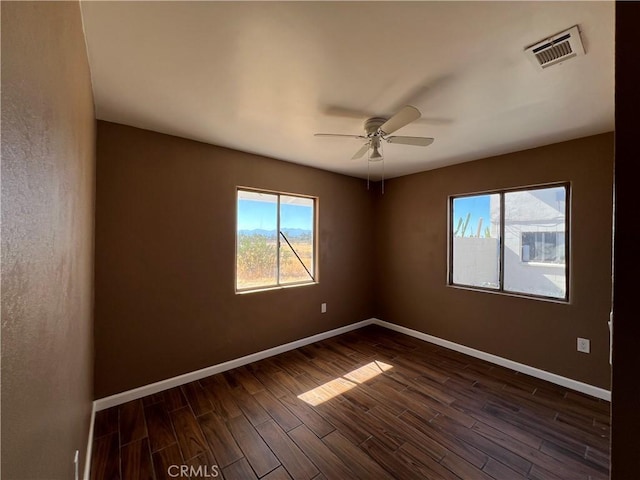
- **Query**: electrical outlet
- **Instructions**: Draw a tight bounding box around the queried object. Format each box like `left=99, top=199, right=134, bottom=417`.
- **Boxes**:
left=577, top=337, right=590, bottom=354
left=321, top=303, right=327, bottom=313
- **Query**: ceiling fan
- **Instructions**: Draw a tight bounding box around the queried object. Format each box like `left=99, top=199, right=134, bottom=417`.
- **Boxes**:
left=314, top=105, right=434, bottom=162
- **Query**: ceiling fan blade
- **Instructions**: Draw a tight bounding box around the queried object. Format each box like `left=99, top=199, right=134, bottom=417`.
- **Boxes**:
left=351, top=143, right=370, bottom=160
left=379, top=105, right=421, bottom=135
left=385, top=136, right=434, bottom=147
left=314, top=133, right=366, bottom=139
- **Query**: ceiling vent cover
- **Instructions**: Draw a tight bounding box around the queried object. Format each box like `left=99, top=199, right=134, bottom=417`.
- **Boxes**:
left=525, top=26, right=585, bottom=69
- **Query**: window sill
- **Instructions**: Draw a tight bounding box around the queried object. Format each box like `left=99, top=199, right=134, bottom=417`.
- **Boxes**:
left=520, top=261, right=566, bottom=268
left=447, top=283, right=569, bottom=304
left=236, top=281, right=318, bottom=295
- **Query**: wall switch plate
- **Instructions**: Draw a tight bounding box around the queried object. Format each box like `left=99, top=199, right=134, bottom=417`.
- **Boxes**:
left=321, top=303, right=327, bottom=313
left=577, top=337, right=590, bottom=354
left=74, top=450, right=79, bottom=480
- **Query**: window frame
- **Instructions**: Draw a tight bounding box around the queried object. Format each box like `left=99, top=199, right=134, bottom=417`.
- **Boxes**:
left=448, top=182, right=570, bottom=303
left=235, top=186, right=318, bottom=294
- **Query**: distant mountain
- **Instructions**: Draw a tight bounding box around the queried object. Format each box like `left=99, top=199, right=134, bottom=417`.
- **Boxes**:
left=238, top=229, right=276, bottom=237
left=281, top=228, right=312, bottom=238
left=238, top=228, right=311, bottom=238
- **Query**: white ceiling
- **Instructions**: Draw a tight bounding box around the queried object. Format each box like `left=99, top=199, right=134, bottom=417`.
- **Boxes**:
left=80, top=1, right=614, bottom=180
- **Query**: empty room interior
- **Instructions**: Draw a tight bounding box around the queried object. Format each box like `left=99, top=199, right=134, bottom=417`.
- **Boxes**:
left=3, top=1, right=638, bottom=479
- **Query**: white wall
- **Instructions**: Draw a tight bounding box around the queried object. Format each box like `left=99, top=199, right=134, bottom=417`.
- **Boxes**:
left=452, top=237, right=499, bottom=288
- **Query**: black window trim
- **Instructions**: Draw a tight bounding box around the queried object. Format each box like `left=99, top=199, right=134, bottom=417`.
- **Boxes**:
left=448, top=182, right=570, bottom=303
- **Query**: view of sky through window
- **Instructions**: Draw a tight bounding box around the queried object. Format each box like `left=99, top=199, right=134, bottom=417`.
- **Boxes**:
left=452, top=195, right=491, bottom=237
left=238, top=198, right=313, bottom=232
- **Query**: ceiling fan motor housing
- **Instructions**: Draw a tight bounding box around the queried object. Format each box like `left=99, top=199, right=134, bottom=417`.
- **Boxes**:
left=364, top=117, right=387, bottom=135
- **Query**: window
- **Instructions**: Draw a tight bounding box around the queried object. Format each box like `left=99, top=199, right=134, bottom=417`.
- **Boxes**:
left=521, top=232, right=565, bottom=264
left=236, top=188, right=316, bottom=292
left=449, top=184, right=568, bottom=300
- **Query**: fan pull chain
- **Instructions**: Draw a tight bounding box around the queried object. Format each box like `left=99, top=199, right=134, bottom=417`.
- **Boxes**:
left=367, top=159, right=371, bottom=190
left=382, top=158, right=385, bottom=195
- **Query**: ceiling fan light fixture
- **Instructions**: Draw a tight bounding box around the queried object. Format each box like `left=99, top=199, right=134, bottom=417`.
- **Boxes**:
left=369, top=144, right=383, bottom=162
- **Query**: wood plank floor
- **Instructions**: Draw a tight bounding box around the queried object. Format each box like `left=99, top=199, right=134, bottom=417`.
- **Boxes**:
left=90, top=325, right=610, bottom=480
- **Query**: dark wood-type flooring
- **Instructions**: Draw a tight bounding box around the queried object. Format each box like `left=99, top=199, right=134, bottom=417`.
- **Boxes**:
left=90, top=325, right=610, bottom=479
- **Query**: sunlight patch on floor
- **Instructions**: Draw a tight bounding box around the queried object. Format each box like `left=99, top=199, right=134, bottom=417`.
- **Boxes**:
left=297, top=360, right=393, bottom=406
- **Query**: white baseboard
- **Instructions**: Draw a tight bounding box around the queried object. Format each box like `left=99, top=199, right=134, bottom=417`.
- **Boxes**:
left=93, top=316, right=610, bottom=413
left=83, top=402, right=96, bottom=480
left=93, top=319, right=375, bottom=411
left=371, top=318, right=611, bottom=401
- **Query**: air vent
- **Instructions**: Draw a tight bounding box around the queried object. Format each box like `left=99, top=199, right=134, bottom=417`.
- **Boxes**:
left=525, top=26, right=585, bottom=70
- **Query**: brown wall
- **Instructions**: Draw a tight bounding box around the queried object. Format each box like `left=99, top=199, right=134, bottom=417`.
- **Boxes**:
left=95, top=124, right=613, bottom=397
left=94, top=121, right=375, bottom=397
left=1, top=2, right=96, bottom=478
left=375, top=133, right=613, bottom=389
